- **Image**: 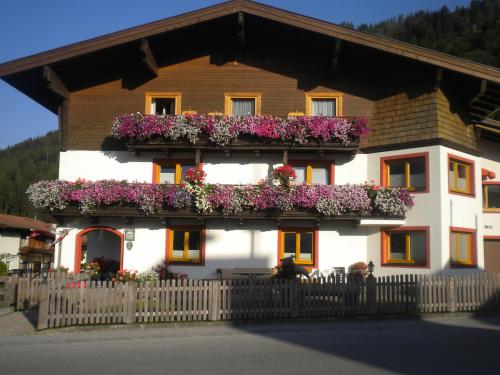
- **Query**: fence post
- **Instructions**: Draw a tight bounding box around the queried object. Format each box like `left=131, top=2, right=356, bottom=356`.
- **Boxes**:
left=208, top=281, right=220, bottom=321
left=366, top=274, right=377, bottom=315
left=125, top=282, right=137, bottom=324
left=37, top=284, right=49, bottom=330
left=447, top=277, right=456, bottom=313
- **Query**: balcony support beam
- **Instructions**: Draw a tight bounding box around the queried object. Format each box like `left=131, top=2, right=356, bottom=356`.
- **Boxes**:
left=140, top=38, right=158, bottom=77
left=43, top=65, right=69, bottom=99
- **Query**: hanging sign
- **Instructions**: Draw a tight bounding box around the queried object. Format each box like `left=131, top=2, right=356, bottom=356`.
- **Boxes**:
left=124, top=228, right=135, bottom=241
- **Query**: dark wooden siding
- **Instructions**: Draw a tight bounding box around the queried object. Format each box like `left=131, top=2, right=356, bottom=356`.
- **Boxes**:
left=67, top=55, right=374, bottom=150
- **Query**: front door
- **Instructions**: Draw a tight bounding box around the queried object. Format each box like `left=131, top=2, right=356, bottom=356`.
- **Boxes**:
left=484, top=239, right=500, bottom=273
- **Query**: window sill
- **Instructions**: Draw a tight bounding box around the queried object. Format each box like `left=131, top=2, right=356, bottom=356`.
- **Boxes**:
left=381, top=262, right=429, bottom=268
left=450, top=263, right=477, bottom=268
left=449, top=189, right=475, bottom=198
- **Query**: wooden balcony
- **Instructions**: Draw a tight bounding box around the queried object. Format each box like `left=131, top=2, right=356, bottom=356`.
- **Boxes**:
left=45, top=206, right=404, bottom=227
left=126, top=138, right=360, bottom=157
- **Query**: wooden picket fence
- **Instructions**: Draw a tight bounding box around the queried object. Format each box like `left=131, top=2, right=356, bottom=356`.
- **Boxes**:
left=15, top=273, right=90, bottom=310
left=34, top=273, right=500, bottom=329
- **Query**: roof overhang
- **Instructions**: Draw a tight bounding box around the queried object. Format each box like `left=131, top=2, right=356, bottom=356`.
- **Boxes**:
left=1, top=0, right=499, bottom=113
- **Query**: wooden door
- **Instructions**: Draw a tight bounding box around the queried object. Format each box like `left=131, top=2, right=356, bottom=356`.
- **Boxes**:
left=484, top=239, right=500, bottom=273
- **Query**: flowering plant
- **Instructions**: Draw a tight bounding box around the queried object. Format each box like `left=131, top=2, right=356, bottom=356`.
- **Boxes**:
left=112, top=114, right=369, bottom=146
left=347, top=261, right=369, bottom=282
left=80, top=261, right=100, bottom=279
left=27, top=180, right=414, bottom=218
left=272, top=165, right=297, bottom=187
left=184, top=168, right=206, bottom=186
left=115, top=269, right=138, bottom=283
left=136, top=270, right=159, bottom=283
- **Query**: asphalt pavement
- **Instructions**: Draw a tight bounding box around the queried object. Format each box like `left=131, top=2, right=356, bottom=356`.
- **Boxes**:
left=1, top=314, right=500, bottom=375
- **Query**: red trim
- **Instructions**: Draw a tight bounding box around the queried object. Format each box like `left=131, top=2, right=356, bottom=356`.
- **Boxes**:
left=447, top=153, right=475, bottom=197
left=484, top=236, right=500, bottom=240
left=380, top=226, right=430, bottom=268
left=288, top=160, right=335, bottom=185
left=379, top=152, right=429, bottom=193
left=483, top=181, right=500, bottom=213
left=74, top=226, right=124, bottom=273
left=449, top=227, right=477, bottom=268
left=277, top=225, right=319, bottom=269
left=165, top=225, right=206, bottom=266
left=152, top=159, right=203, bottom=184
left=482, top=168, right=496, bottom=180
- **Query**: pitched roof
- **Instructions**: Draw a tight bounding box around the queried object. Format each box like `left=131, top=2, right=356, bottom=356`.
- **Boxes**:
left=0, top=0, right=499, bottom=84
left=0, top=214, right=54, bottom=233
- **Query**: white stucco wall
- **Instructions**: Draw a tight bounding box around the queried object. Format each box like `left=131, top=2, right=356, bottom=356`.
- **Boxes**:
left=0, top=231, right=21, bottom=270
left=58, top=146, right=491, bottom=278
left=479, top=139, right=500, bottom=240
left=56, top=218, right=374, bottom=279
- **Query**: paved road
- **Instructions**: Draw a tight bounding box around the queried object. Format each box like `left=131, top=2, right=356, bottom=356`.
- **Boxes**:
left=1, top=315, right=500, bottom=375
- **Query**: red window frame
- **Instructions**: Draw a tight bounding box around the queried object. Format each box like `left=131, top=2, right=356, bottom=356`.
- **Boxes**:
left=288, top=160, right=335, bottom=185
left=483, top=181, right=500, bottom=213
left=448, top=153, right=475, bottom=197
left=277, top=226, right=319, bottom=268
left=380, top=152, right=429, bottom=193
left=152, top=159, right=202, bottom=184
left=380, top=226, right=430, bottom=268
left=165, top=225, right=206, bottom=266
left=449, top=227, right=477, bottom=268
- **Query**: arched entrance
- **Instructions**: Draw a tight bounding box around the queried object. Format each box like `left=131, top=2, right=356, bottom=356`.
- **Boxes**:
left=75, top=226, right=124, bottom=276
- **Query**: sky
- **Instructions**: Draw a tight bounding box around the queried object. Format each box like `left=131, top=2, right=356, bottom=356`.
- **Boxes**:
left=0, top=0, right=472, bottom=149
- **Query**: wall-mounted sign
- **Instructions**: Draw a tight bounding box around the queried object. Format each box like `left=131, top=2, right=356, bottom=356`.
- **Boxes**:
left=126, top=241, right=133, bottom=251
left=124, top=228, right=135, bottom=241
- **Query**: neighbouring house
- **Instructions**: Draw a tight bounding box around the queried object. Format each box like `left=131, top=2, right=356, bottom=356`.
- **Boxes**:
left=0, top=0, right=499, bottom=279
left=0, top=214, right=55, bottom=272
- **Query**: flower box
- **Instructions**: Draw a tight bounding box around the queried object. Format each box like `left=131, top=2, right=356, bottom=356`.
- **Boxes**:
left=112, top=114, right=368, bottom=154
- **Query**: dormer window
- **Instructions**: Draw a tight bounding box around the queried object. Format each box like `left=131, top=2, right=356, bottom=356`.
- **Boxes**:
left=145, top=93, right=182, bottom=115
left=224, top=93, right=261, bottom=116
left=305, top=93, right=343, bottom=116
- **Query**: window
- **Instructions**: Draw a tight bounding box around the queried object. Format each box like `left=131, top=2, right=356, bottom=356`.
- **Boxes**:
left=305, top=93, right=343, bottom=116
left=450, top=228, right=476, bottom=267
left=224, top=93, right=261, bottom=116
left=483, top=183, right=500, bottom=211
left=448, top=154, right=475, bottom=196
left=381, top=227, right=429, bottom=267
left=289, top=161, right=334, bottom=185
left=167, top=226, right=205, bottom=264
left=279, top=228, right=317, bottom=266
left=153, top=160, right=197, bottom=184
left=381, top=153, right=429, bottom=192
left=145, top=93, right=182, bottom=115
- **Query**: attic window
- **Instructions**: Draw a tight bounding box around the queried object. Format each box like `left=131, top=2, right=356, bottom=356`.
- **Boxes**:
left=225, top=93, right=261, bottom=116
left=305, top=93, right=343, bottom=116
left=145, top=93, right=182, bottom=115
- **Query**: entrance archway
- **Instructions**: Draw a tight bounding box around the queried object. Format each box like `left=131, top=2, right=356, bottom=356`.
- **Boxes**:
left=75, top=226, right=124, bottom=275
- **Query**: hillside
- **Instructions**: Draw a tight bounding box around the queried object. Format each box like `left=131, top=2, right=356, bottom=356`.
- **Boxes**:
left=0, top=131, right=59, bottom=217
left=354, top=0, right=500, bottom=68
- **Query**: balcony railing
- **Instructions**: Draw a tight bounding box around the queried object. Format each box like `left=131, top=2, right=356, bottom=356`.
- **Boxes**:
left=111, top=114, right=368, bottom=155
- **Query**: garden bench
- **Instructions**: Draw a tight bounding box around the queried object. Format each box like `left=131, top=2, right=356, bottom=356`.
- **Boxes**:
left=217, top=268, right=274, bottom=280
